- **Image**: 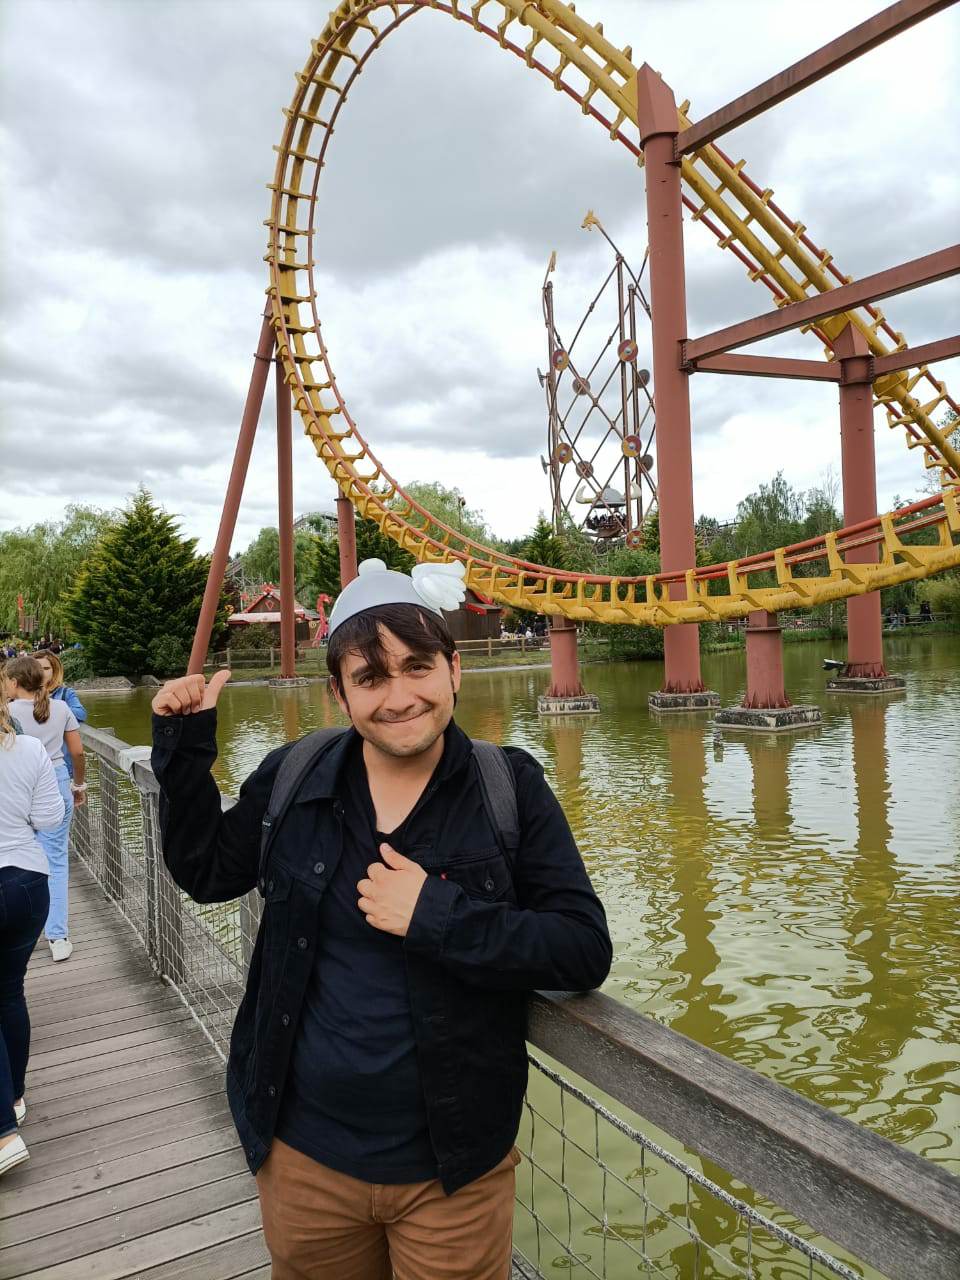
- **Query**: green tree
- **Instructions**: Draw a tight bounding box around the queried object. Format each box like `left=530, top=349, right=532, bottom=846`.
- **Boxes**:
left=522, top=513, right=568, bottom=569
left=0, top=505, right=117, bottom=637
left=392, top=481, right=494, bottom=547
left=66, top=490, right=229, bottom=677
left=238, top=525, right=320, bottom=598
left=309, top=513, right=416, bottom=601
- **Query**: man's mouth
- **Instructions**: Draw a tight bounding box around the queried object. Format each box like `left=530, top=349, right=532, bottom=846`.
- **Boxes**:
left=376, top=707, right=431, bottom=725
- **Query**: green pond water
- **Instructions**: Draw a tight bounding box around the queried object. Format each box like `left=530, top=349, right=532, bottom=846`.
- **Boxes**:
left=81, top=634, right=960, bottom=1277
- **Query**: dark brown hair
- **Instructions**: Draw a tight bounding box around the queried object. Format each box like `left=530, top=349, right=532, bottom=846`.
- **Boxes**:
left=326, top=604, right=456, bottom=692
left=5, top=655, right=51, bottom=723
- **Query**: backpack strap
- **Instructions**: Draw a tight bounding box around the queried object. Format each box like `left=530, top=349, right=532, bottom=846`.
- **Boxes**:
left=471, top=739, right=520, bottom=869
left=260, top=728, right=347, bottom=884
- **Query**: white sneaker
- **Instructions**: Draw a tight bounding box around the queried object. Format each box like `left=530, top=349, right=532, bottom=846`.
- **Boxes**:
left=49, top=938, right=73, bottom=962
left=0, top=1135, right=29, bottom=1177
left=14, top=1100, right=25, bottom=1126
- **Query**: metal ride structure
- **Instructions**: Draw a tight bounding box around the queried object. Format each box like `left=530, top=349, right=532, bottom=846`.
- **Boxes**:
left=189, top=0, right=960, bottom=693
left=540, top=215, right=657, bottom=548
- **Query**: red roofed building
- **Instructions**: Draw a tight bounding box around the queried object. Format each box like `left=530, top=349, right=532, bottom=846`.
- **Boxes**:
left=228, top=586, right=319, bottom=644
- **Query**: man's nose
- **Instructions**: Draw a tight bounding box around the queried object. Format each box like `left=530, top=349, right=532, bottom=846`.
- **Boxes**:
left=381, top=675, right=419, bottom=711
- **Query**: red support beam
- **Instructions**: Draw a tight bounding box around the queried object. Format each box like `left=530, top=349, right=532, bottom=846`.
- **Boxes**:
left=677, top=0, right=957, bottom=155
left=637, top=64, right=707, bottom=695
left=836, top=323, right=887, bottom=679
left=688, top=352, right=841, bottom=381
left=188, top=310, right=276, bottom=676
left=685, top=244, right=960, bottom=362
left=871, top=333, right=960, bottom=376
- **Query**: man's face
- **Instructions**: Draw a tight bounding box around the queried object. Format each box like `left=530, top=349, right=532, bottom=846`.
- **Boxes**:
left=333, top=625, right=461, bottom=760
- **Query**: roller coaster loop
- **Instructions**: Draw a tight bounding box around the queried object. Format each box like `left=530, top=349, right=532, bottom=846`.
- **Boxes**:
left=264, top=0, right=960, bottom=628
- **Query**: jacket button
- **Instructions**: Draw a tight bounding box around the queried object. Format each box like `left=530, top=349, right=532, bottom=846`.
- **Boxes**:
left=297, top=936, right=308, bottom=949
left=281, top=1013, right=290, bottom=1027
left=163, top=726, right=175, bottom=737
left=267, top=879, right=275, bottom=894
left=484, top=878, right=495, bottom=892
left=267, top=1085, right=277, bottom=1098
left=248, top=1148, right=256, bottom=1159
left=313, top=862, right=325, bottom=875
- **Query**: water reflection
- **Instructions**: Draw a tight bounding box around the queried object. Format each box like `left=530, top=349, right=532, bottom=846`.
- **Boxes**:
left=80, top=638, right=960, bottom=1187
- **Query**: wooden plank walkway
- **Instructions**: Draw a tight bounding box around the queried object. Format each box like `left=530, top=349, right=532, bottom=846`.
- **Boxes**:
left=2, top=862, right=534, bottom=1280
left=2, top=862, right=270, bottom=1280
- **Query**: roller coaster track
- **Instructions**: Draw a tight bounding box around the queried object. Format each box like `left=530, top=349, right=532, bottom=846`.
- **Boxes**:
left=265, top=0, right=960, bottom=626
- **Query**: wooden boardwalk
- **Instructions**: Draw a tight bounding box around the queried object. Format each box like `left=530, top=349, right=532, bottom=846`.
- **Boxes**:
left=3, top=862, right=534, bottom=1280
left=2, top=862, right=270, bottom=1280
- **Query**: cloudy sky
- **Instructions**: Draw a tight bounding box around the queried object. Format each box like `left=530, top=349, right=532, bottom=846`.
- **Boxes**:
left=1, top=0, right=957, bottom=553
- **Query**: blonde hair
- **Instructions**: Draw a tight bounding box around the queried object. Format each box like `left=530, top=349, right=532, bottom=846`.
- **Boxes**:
left=4, top=655, right=51, bottom=724
left=0, top=679, right=15, bottom=748
left=35, top=649, right=64, bottom=691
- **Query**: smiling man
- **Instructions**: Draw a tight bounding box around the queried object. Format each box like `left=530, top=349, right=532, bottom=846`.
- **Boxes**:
left=151, top=558, right=611, bottom=1280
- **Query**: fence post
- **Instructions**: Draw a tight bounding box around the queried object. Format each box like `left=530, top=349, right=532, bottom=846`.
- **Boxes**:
left=133, top=762, right=186, bottom=984
left=270, top=646, right=275, bottom=669
left=226, top=646, right=232, bottom=666
left=487, top=636, right=493, bottom=658
left=99, top=763, right=124, bottom=905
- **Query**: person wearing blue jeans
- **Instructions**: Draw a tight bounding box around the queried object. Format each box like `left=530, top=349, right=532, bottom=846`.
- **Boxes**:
left=3, top=657, right=86, bottom=964
left=0, top=687, right=64, bottom=1177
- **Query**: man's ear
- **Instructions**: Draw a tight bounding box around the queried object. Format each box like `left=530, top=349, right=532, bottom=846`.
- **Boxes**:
left=450, top=649, right=462, bottom=695
left=328, top=675, right=351, bottom=718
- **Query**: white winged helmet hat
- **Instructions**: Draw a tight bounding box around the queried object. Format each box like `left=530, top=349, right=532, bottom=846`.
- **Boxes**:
left=326, top=558, right=467, bottom=637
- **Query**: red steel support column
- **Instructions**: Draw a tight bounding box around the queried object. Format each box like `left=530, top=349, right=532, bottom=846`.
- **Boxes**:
left=545, top=616, right=586, bottom=699
left=276, top=360, right=296, bottom=679
left=836, top=323, right=887, bottom=678
left=336, top=495, right=358, bottom=589
left=636, top=65, right=704, bottom=694
left=188, top=310, right=276, bottom=675
left=742, top=611, right=790, bottom=708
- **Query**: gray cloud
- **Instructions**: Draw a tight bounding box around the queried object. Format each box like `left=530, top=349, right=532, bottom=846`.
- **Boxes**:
left=1, top=0, right=957, bottom=549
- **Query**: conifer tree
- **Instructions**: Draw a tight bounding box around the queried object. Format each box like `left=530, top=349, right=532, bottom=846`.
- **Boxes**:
left=310, top=515, right=415, bottom=601
left=66, top=490, right=228, bottom=677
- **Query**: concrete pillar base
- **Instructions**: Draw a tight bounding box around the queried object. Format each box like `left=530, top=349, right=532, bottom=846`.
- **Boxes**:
left=537, top=693, right=601, bottom=716
left=715, top=705, right=822, bottom=733
left=826, top=674, right=906, bottom=695
left=268, top=676, right=311, bottom=688
left=648, top=690, right=720, bottom=712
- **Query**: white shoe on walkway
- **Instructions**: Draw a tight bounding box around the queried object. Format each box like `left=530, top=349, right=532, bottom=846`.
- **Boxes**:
left=14, top=1100, right=25, bottom=1126
left=0, top=1136, right=29, bottom=1177
left=49, top=937, right=73, bottom=962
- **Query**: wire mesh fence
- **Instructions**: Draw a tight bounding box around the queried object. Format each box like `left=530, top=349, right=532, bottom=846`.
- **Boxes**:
left=71, top=724, right=880, bottom=1280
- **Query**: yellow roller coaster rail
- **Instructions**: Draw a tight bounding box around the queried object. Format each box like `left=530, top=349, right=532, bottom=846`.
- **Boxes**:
left=265, top=0, right=960, bottom=627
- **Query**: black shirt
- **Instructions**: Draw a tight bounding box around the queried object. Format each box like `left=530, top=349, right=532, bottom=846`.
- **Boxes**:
left=275, top=735, right=438, bottom=1182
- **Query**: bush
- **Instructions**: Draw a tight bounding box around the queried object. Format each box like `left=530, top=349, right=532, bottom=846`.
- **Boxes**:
left=146, top=635, right=189, bottom=677
left=60, top=647, right=94, bottom=682
left=227, top=623, right=277, bottom=651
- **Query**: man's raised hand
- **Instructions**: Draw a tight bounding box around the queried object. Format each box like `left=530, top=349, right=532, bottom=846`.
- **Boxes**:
left=151, top=670, right=232, bottom=717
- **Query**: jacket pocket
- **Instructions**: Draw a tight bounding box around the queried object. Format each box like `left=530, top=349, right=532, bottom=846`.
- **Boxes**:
left=439, top=849, right=513, bottom=902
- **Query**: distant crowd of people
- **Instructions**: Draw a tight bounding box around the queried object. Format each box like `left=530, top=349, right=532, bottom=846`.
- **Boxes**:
left=0, top=650, right=87, bottom=1177
left=3, top=638, right=70, bottom=660
left=884, top=600, right=933, bottom=629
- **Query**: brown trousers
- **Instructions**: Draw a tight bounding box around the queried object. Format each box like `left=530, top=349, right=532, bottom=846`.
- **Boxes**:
left=256, top=1138, right=520, bottom=1280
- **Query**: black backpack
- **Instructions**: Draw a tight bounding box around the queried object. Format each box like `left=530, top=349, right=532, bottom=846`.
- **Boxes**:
left=260, top=729, right=519, bottom=886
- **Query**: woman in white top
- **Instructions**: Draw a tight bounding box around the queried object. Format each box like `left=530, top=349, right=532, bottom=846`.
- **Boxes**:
left=0, top=674, right=65, bottom=1176
left=3, top=657, right=85, bottom=963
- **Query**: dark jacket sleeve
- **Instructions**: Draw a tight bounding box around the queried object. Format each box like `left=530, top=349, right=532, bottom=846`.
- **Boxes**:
left=404, top=750, right=612, bottom=992
left=151, top=710, right=291, bottom=904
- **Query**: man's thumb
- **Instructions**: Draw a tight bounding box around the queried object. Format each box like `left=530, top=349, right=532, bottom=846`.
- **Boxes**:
left=380, top=843, right=408, bottom=867
left=201, top=669, right=232, bottom=709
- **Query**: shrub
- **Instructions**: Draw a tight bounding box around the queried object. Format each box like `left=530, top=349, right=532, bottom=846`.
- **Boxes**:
left=146, top=635, right=189, bottom=677
left=227, top=623, right=277, bottom=651
left=60, top=647, right=94, bottom=682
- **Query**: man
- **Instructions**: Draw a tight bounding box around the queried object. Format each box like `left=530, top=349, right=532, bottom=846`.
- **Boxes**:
left=151, top=558, right=611, bottom=1280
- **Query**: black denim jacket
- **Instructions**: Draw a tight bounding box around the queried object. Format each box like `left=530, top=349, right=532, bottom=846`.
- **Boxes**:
left=151, top=710, right=612, bottom=1194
